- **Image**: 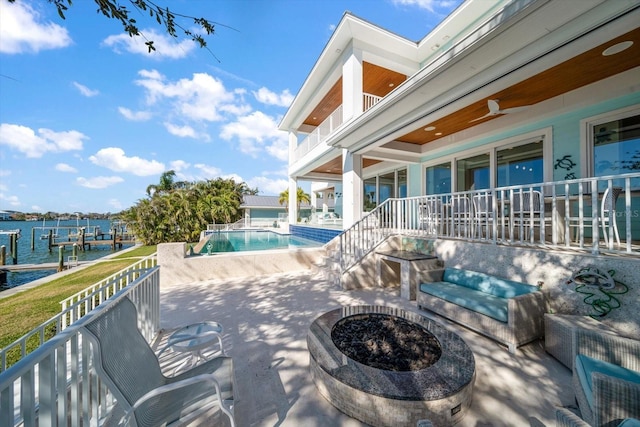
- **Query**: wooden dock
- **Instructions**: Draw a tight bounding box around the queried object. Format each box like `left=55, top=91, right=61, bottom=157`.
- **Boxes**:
left=0, top=261, right=92, bottom=272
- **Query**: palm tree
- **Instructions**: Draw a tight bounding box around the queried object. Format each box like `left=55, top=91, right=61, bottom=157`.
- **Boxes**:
left=279, top=187, right=311, bottom=218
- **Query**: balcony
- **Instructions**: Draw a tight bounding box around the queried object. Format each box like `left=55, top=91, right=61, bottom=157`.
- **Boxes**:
left=293, top=93, right=383, bottom=163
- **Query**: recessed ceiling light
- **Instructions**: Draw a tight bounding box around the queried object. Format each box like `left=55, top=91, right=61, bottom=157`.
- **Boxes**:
left=424, top=126, right=436, bottom=131
left=389, top=83, right=394, bottom=87
left=313, top=117, right=317, bottom=120
left=602, top=41, right=633, bottom=56
left=435, top=132, right=442, bottom=136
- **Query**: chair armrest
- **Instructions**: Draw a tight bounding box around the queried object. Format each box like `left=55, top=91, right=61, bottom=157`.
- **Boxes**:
left=507, top=291, right=545, bottom=326
left=157, top=331, right=225, bottom=358
left=122, top=373, right=234, bottom=426
left=417, top=268, right=445, bottom=284
left=574, top=328, right=640, bottom=371
left=592, top=372, right=640, bottom=426
left=555, top=407, right=590, bottom=427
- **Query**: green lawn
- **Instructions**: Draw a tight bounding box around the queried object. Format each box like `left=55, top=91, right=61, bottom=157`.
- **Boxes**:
left=0, top=245, right=157, bottom=366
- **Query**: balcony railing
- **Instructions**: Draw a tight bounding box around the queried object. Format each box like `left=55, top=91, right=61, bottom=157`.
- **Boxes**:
left=293, top=92, right=384, bottom=163
left=340, top=173, right=640, bottom=272
left=0, top=267, right=160, bottom=427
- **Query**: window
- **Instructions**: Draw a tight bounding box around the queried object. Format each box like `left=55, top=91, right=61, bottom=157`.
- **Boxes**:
left=379, top=172, right=395, bottom=203
left=497, top=140, right=544, bottom=187
left=397, top=169, right=407, bottom=198
left=591, top=111, right=640, bottom=189
left=425, top=162, right=451, bottom=195
left=457, top=153, right=490, bottom=191
left=363, top=177, right=377, bottom=211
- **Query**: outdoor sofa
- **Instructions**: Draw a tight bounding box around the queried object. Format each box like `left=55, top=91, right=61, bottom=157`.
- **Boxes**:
left=417, top=267, right=545, bottom=353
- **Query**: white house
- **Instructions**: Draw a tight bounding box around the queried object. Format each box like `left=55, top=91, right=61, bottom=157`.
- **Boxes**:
left=279, top=0, right=640, bottom=243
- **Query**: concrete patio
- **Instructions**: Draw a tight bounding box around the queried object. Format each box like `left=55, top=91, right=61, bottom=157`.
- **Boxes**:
left=158, top=269, right=576, bottom=427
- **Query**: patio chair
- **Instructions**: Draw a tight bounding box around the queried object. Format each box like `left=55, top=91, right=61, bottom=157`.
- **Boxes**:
left=81, top=296, right=236, bottom=427
left=451, top=195, right=472, bottom=238
left=600, top=186, right=622, bottom=247
left=572, top=328, right=640, bottom=426
left=567, top=186, right=622, bottom=247
left=472, top=193, right=495, bottom=239
left=556, top=407, right=640, bottom=427
left=511, top=190, right=548, bottom=242
left=419, top=198, right=443, bottom=235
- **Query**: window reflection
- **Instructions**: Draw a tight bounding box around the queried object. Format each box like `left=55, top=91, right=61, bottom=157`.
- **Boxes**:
left=457, top=153, right=490, bottom=191
left=593, top=114, right=640, bottom=189
left=497, top=140, right=543, bottom=187
left=426, top=162, right=451, bottom=195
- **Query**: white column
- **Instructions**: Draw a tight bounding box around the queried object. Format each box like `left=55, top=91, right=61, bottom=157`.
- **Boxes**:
left=342, top=46, right=363, bottom=122
left=288, top=178, right=297, bottom=224
left=288, top=131, right=297, bottom=166
left=342, top=149, right=363, bottom=229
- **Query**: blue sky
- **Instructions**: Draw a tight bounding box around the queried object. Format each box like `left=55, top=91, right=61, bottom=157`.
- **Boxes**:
left=0, top=0, right=462, bottom=215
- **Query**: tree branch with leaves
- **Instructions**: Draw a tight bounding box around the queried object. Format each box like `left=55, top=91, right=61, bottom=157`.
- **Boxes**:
left=7, top=0, right=229, bottom=60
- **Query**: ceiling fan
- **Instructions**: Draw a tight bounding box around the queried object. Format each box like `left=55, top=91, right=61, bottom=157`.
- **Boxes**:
left=469, top=99, right=529, bottom=123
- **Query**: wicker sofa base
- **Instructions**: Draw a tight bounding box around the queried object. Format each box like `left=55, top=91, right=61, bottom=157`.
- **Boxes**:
left=417, top=288, right=545, bottom=353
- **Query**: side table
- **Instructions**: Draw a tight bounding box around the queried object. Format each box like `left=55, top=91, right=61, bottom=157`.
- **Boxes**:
left=544, top=314, right=617, bottom=370
left=164, top=321, right=225, bottom=375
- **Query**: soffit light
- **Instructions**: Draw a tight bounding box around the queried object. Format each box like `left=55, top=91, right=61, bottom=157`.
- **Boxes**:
left=424, top=126, right=436, bottom=131
left=602, top=41, right=633, bottom=56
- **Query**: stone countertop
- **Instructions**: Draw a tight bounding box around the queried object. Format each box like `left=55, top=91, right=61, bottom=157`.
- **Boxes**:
left=375, top=250, right=438, bottom=261
left=307, top=305, right=475, bottom=401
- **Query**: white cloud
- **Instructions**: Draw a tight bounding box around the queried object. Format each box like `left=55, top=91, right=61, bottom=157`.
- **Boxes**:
left=246, top=176, right=289, bottom=195
left=0, top=193, right=20, bottom=207
left=102, top=29, right=196, bottom=59
left=0, top=169, right=10, bottom=177
left=73, top=82, right=99, bottom=97
left=108, top=198, right=123, bottom=210
left=89, top=147, right=165, bottom=176
left=0, top=2, right=72, bottom=54
left=118, top=107, right=152, bottom=121
left=0, top=123, right=86, bottom=158
left=76, top=176, right=124, bottom=189
left=253, top=87, right=294, bottom=107
left=219, top=111, right=289, bottom=160
left=32, top=205, right=42, bottom=212
left=391, top=0, right=456, bottom=12
left=164, top=122, right=198, bottom=139
left=193, top=164, right=223, bottom=178
left=55, top=163, right=77, bottom=173
left=169, top=160, right=191, bottom=172
left=134, top=70, right=250, bottom=122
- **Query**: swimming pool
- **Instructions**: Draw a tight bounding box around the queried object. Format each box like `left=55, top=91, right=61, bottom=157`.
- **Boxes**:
left=200, top=230, right=321, bottom=254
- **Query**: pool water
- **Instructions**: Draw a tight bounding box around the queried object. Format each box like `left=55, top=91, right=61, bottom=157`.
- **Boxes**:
left=200, top=230, right=321, bottom=253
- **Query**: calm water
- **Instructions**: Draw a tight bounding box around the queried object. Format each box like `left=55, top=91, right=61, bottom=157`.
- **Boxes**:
left=200, top=230, right=320, bottom=253
left=0, top=219, right=133, bottom=289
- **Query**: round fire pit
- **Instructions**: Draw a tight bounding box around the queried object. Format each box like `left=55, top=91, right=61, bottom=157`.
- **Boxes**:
left=307, top=306, right=475, bottom=426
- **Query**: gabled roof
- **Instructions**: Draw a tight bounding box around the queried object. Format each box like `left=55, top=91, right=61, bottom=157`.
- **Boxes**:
left=241, top=195, right=312, bottom=209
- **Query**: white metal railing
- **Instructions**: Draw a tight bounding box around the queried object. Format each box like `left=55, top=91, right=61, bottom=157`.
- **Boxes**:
left=0, top=254, right=157, bottom=372
left=205, top=218, right=248, bottom=233
left=363, top=93, right=383, bottom=111
left=59, top=253, right=158, bottom=330
left=293, top=105, right=343, bottom=162
left=0, top=268, right=160, bottom=427
left=293, top=93, right=384, bottom=163
left=339, top=173, right=640, bottom=272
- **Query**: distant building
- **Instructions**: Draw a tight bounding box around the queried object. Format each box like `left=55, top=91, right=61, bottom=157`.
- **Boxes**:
left=241, top=195, right=312, bottom=227
left=0, top=211, right=12, bottom=220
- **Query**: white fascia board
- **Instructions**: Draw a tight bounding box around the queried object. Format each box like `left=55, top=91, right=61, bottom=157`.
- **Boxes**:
left=279, top=13, right=418, bottom=131
left=363, top=150, right=421, bottom=164
left=328, top=0, right=638, bottom=154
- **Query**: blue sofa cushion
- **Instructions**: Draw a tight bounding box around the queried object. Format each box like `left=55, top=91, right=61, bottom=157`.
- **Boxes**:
left=419, top=282, right=509, bottom=322
left=575, top=354, right=640, bottom=408
left=442, top=268, right=538, bottom=298
left=619, top=419, right=640, bottom=427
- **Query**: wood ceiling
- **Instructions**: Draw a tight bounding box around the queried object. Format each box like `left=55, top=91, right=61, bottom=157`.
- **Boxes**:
left=399, top=27, right=640, bottom=145
left=309, top=26, right=640, bottom=177
left=303, top=62, right=407, bottom=128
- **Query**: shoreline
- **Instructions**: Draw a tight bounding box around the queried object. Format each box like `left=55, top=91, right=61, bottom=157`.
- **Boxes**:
left=0, top=244, right=142, bottom=300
